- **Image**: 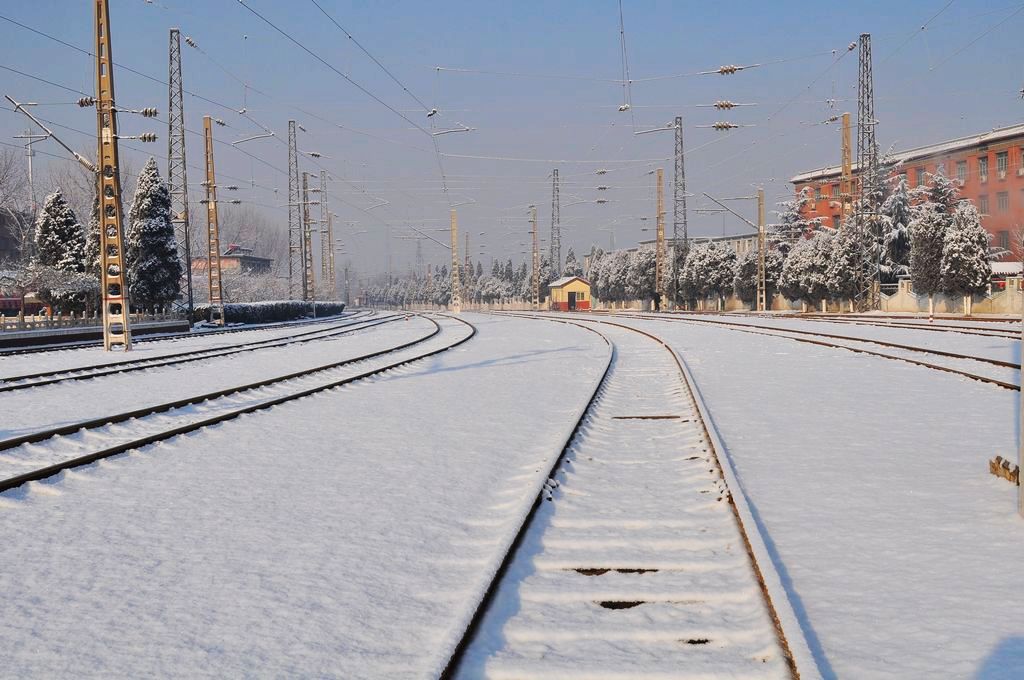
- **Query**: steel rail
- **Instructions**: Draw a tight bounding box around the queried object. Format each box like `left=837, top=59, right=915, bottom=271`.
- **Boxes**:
left=0, top=310, right=366, bottom=357
left=0, top=313, right=399, bottom=393
left=0, top=315, right=476, bottom=494
left=603, top=311, right=1019, bottom=390
left=441, top=312, right=810, bottom=679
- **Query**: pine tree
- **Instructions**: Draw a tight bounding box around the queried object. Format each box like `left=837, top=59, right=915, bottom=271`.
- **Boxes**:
left=928, top=165, right=960, bottom=215
left=563, top=247, right=584, bottom=277
left=909, top=202, right=948, bottom=309
left=778, top=231, right=832, bottom=306
left=33, top=188, right=87, bottom=313
left=125, top=157, right=183, bottom=311
left=879, top=175, right=912, bottom=283
left=35, top=189, right=85, bottom=272
left=941, top=201, right=991, bottom=304
left=825, top=223, right=864, bottom=304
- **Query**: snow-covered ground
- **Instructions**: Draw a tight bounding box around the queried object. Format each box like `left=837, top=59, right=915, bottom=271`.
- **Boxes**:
left=587, top=312, right=1024, bottom=679
left=0, top=313, right=609, bottom=678
left=0, top=312, right=369, bottom=377
left=0, top=313, right=411, bottom=439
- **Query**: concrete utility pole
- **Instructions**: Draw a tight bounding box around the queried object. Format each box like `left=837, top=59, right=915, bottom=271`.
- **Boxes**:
left=531, top=205, right=540, bottom=310
left=167, top=28, right=193, bottom=318
left=94, top=0, right=132, bottom=350
left=673, top=115, right=688, bottom=307
left=449, top=209, right=461, bottom=313
left=655, top=168, right=666, bottom=307
left=202, top=116, right=224, bottom=325
left=550, top=168, right=561, bottom=277
left=327, top=212, right=337, bottom=299
left=287, top=121, right=302, bottom=299
left=343, top=265, right=350, bottom=306
left=840, top=111, right=853, bottom=220
left=301, top=172, right=315, bottom=301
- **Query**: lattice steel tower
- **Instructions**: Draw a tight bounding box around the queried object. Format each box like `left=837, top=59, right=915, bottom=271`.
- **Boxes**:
left=94, top=0, right=132, bottom=350
left=167, top=28, right=193, bottom=317
left=550, top=168, right=560, bottom=278
left=673, top=116, right=688, bottom=305
left=287, top=121, right=303, bottom=299
left=856, top=33, right=880, bottom=308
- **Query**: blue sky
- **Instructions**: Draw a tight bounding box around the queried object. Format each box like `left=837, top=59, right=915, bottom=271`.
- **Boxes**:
left=2, top=1, right=1022, bottom=280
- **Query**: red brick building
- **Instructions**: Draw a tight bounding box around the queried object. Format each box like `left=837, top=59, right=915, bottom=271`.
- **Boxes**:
left=790, top=123, right=1024, bottom=257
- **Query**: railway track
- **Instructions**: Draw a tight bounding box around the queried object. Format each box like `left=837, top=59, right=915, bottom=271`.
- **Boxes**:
left=0, top=314, right=475, bottom=494
left=0, top=309, right=366, bottom=357
left=443, top=314, right=813, bottom=679
left=0, top=311, right=399, bottom=393
left=779, top=314, right=1019, bottom=340
left=598, top=311, right=1019, bottom=391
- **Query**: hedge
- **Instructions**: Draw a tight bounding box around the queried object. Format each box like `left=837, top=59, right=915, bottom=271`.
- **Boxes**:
left=192, top=300, right=346, bottom=324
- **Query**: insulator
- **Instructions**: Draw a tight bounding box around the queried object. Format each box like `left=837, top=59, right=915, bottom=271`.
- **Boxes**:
left=712, top=121, right=739, bottom=130
left=199, top=199, right=210, bottom=204
left=823, top=115, right=839, bottom=124
left=309, top=152, right=322, bottom=158
left=214, top=118, right=226, bottom=126
left=595, top=199, right=608, bottom=204
left=848, top=41, right=857, bottom=51
left=238, top=108, right=246, bottom=114
left=229, top=199, right=241, bottom=205
left=596, top=169, right=608, bottom=175
left=426, top=108, right=438, bottom=118
left=718, top=65, right=739, bottom=75
left=138, top=133, right=158, bottom=142
left=225, top=185, right=238, bottom=191
left=714, top=100, right=736, bottom=109
left=140, top=107, right=158, bottom=117
left=184, top=36, right=197, bottom=48
left=298, top=124, right=307, bottom=132
left=77, top=96, right=96, bottom=107
left=596, top=186, right=608, bottom=190
left=618, top=103, right=631, bottom=112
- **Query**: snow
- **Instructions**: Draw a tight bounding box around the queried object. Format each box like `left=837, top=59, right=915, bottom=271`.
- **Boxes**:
left=0, top=313, right=609, bottom=678
left=0, top=313, right=414, bottom=440
left=0, top=312, right=373, bottom=377
left=457, top=321, right=789, bottom=678
left=587, top=312, right=1024, bottom=679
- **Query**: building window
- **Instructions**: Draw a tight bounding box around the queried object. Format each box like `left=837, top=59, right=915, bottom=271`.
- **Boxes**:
left=997, top=151, right=1009, bottom=178
left=999, top=230, right=1010, bottom=250
left=979, top=194, right=989, bottom=214
left=956, top=160, right=967, bottom=184
left=815, top=185, right=822, bottom=200
left=832, top=215, right=841, bottom=229
left=831, top=184, right=840, bottom=198
left=979, top=155, right=989, bottom=181
left=998, top=191, right=1009, bottom=212
left=915, top=167, right=926, bottom=186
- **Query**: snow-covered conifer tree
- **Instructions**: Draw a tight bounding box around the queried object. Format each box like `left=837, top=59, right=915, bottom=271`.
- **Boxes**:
left=563, top=247, right=584, bottom=277
left=33, top=188, right=87, bottom=313
left=941, top=201, right=991, bottom=313
left=909, top=202, right=948, bottom=316
left=126, top=157, right=183, bottom=311
left=733, top=247, right=783, bottom=307
left=879, top=175, right=912, bottom=283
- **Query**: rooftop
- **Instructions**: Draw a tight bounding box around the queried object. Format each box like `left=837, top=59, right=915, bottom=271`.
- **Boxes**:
left=790, top=122, right=1024, bottom=184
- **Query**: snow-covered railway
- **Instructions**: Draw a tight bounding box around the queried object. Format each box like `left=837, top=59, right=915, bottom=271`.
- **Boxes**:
left=0, top=314, right=474, bottom=492
left=0, top=309, right=368, bottom=357
left=603, top=312, right=1020, bottom=390
left=447, top=315, right=808, bottom=679
left=0, top=312, right=397, bottom=393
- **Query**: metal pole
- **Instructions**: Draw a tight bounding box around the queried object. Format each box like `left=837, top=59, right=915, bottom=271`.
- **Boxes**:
left=531, top=205, right=540, bottom=310
left=450, top=209, right=461, bottom=313
left=94, top=0, right=132, bottom=350
left=757, top=187, right=767, bottom=312
left=673, top=115, right=688, bottom=308
left=287, top=121, right=301, bottom=299
left=301, top=172, right=315, bottom=301
left=319, top=170, right=329, bottom=292
left=550, top=168, right=560, bottom=277
left=203, top=115, right=224, bottom=325
left=168, top=28, right=193, bottom=318
left=655, top=168, right=666, bottom=307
